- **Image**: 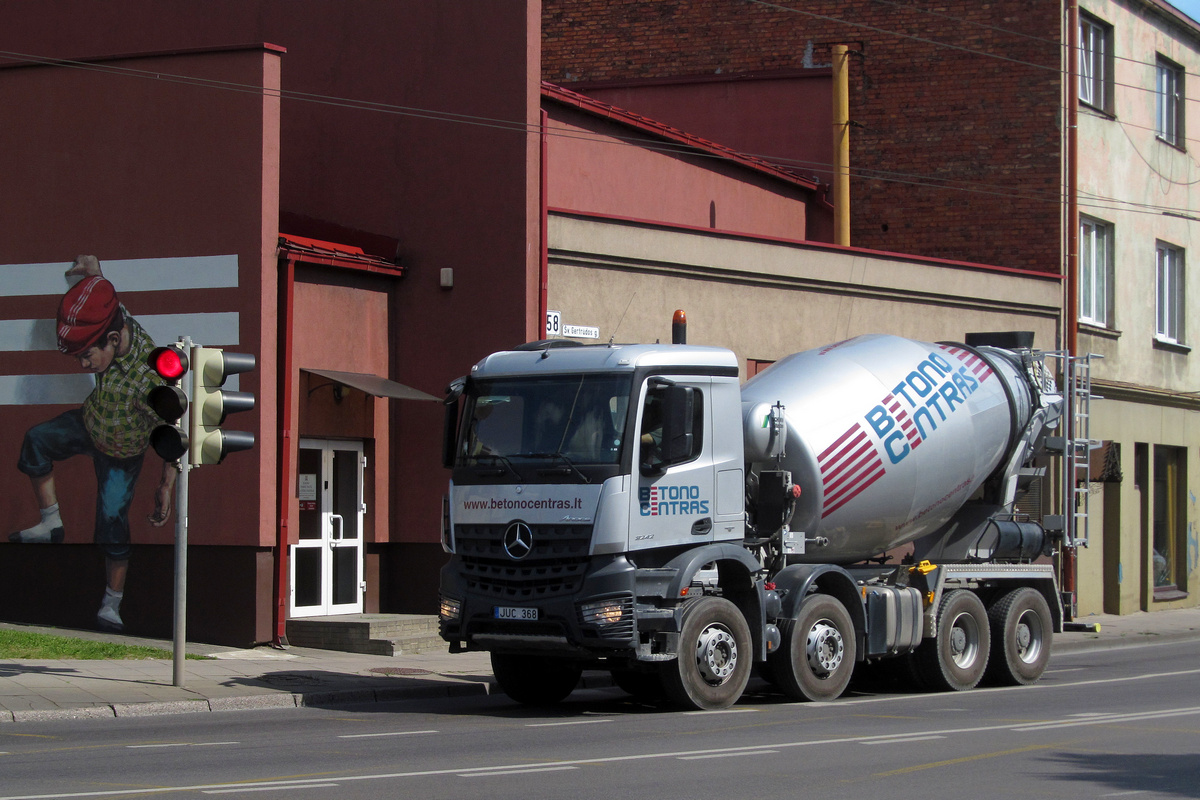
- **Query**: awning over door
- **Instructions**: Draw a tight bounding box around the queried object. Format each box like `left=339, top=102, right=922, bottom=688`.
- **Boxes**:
left=303, top=368, right=439, bottom=402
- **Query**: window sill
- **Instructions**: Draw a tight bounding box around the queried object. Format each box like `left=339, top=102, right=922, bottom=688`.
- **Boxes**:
left=1079, top=322, right=1120, bottom=340
left=1079, top=101, right=1115, bottom=120
left=1155, top=134, right=1187, bottom=153
left=1152, top=337, right=1190, bottom=354
left=1154, top=586, right=1189, bottom=602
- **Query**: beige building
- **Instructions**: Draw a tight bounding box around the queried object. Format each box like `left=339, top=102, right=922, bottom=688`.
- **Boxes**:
left=1073, top=0, right=1200, bottom=615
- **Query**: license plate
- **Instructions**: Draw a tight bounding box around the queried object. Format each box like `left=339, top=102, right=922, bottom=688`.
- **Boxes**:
left=494, top=606, right=539, bottom=621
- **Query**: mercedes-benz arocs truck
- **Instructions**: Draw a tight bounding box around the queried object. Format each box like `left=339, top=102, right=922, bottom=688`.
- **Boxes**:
left=437, top=320, right=1086, bottom=710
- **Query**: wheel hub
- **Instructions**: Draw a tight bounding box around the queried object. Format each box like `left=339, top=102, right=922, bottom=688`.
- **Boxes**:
left=806, top=621, right=844, bottom=676
left=695, top=624, right=738, bottom=685
left=948, top=613, right=979, bottom=668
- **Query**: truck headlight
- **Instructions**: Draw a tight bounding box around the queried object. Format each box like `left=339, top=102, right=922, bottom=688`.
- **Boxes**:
left=580, top=599, right=625, bottom=626
left=439, top=595, right=461, bottom=621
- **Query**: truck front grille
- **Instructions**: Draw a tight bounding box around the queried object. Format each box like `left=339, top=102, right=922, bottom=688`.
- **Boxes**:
left=455, top=523, right=592, bottom=600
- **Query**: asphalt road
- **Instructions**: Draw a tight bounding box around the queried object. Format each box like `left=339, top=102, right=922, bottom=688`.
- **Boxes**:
left=2, top=640, right=1199, bottom=800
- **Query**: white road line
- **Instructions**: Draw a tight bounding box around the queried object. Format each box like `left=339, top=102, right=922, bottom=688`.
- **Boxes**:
left=860, top=735, right=946, bottom=745
left=682, top=708, right=759, bottom=715
left=459, top=766, right=578, bottom=778
left=526, top=719, right=613, bottom=727
left=338, top=730, right=438, bottom=739
left=202, top=784, right=339, bottom=794
left=678, top=749, right=779, bottom=760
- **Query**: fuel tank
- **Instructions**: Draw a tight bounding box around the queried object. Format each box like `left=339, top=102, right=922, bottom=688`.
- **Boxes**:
left=740, top=334, right=1037, bottom=563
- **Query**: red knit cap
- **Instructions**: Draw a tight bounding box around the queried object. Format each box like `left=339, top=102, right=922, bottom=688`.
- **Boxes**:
left=57, top=276, right=119, bottom=355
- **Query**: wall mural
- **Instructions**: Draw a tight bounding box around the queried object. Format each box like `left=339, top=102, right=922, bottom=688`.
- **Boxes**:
left=2, top=254, right=241, bottom=632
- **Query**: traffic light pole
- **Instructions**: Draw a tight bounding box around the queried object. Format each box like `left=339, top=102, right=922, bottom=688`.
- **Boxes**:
left=172, top=336, right=192, bottom=688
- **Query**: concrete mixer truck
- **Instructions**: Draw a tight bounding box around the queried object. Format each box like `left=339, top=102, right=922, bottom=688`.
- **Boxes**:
left=437, top=320, right=1089, bottom=710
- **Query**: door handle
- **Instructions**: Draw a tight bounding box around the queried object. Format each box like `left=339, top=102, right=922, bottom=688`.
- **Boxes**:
left=330, top=514, right=344, bottom=545
left=691, top=517, right=712, bottom=535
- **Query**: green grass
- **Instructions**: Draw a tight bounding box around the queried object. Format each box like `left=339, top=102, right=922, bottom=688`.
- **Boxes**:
left=0, top=629, right=202, bottom=660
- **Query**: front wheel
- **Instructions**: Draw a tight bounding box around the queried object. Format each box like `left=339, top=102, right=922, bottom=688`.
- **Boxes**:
left=913, top=590, right=990, bottom=691
left=490, top=653, right=582, bottom=706
left=769, top=594, right=857, bottom=702
left=659, top=596, right=753, bottom=710
left=985, top=588, right=1052, bottom=686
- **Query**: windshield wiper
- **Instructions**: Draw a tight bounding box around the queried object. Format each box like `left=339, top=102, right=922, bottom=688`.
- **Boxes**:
left=472, top=452, right=520, bottom=479
left=523, top=452, right=591, bottom=484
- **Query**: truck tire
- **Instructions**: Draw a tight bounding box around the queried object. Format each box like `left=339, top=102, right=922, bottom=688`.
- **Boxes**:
left=769, top=594, right=856, bottom=702
left=659, top=596, right=753, bottom=710
left=984, top=588, right=1052, bottom=686
left=490, top=653, right=582, bottom=706
left=914, top=590, right=990, bottom=691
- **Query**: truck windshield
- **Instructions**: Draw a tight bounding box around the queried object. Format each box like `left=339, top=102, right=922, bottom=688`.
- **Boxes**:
left=460, top=374, right=631, bottom=467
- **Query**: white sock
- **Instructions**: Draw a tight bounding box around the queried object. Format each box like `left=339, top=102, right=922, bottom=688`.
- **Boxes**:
left=18, top=503, right=62, bottom=541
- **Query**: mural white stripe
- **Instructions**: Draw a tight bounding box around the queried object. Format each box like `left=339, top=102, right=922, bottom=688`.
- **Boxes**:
left=0, top=313, right=240, bottom=353
left=1, top=255, right=238, bottom=297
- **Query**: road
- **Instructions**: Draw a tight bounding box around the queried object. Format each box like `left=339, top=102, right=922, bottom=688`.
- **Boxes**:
left=2, top=641, right=1199, bottom=800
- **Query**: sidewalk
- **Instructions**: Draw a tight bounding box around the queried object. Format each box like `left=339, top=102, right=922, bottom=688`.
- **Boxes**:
left=2, top=607, right=1199, bottom=722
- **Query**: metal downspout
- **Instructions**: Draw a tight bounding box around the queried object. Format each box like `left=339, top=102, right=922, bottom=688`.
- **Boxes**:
left=832, top=44, right=851, bottom=247
left=1063, top=0, right=1081, bottom=620
left=274, top=254, right=297, bottom=646
left=539, top=108, right=549, bottom=334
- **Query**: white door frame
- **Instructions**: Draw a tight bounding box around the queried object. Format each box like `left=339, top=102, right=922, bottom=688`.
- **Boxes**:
left=290, top=438, right=365, bottom=617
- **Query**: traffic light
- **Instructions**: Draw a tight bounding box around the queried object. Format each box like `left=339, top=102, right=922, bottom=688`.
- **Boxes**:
left=146, top=345, right=190, bottom=461
left=189, top=346, right=256, bottom=466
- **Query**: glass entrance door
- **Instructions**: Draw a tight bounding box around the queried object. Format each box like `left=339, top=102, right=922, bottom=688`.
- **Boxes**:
left=291, top=439, right=364, bottom=617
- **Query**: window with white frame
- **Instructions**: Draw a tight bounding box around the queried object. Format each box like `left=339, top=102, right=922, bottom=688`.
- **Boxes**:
left=1079, top=14, right=1112, bottom=112
left=1156, top=56, right=1184, bottom=146
left=1156, top=242, right=1185, bottom=344
left=1079, top=216, right=1113, bottom=327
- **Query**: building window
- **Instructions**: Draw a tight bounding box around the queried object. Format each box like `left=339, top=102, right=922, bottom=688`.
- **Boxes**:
left=1155, top=243, right=1185, bottom=344
left=1079, top=14, right=1112, bottom=112
left=1156, top=56, right=1184, bottom=147
left=1152, top=445, right=1187, bottom=600
left=1079, top=216, right=1113, bottom=327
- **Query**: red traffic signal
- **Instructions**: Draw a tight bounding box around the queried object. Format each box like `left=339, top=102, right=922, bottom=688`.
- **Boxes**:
left=148, top=346, right=189, bottom=382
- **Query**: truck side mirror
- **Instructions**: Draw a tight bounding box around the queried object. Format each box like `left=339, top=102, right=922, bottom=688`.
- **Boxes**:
left=442, top=378, right=465, bottom=469
left=660, top=385, right=696, bottom=465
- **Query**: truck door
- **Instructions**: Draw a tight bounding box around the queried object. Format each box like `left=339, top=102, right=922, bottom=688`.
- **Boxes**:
left=630, top=377, right=717, bottom=550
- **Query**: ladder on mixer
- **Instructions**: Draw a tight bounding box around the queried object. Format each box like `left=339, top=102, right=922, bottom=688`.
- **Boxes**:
left=1060, top=353, right=1099, bottom=549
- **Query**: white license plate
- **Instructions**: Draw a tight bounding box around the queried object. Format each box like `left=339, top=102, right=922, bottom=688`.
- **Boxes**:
left=494, top=606, right=539, bottom=621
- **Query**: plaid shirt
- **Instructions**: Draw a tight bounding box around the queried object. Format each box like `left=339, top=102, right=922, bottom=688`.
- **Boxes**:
left=83, top=314, right=161, bottom=459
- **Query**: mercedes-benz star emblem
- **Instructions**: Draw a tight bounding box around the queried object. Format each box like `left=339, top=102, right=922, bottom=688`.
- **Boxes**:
left=503, top=522, right=534, bottom=560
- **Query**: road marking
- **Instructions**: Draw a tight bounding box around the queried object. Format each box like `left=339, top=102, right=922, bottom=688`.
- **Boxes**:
left=338, top=730, right=438, bottom=739
left=860, top=735, right=946, bottom=745
left=526, top=719, right=612, bottom=727
left=203, top=784, right=339, bottom=794
left=126, top=742, right=239, bottom=749
left=682, top=708, right=759, bottom=715
left=872, top=743, right=1056, bottom=777
left=459, top=766, right=578, bottom=778
left=678, top=749, right=779, bottom=760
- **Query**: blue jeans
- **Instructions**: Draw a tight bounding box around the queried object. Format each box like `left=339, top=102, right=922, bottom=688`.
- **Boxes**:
left=17, top=409, right=143, bottom=559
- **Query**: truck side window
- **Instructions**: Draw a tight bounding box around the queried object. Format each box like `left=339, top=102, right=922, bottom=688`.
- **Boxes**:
left=640, top=384, right=703, bottom=472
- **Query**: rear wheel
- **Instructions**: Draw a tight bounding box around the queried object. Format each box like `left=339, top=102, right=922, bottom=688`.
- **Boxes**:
left=913, top=590, right=990, bottom=691
left=985, top=588, right=1052, bottom=686
left=769, top=594, right=856, bottom=702
left=659, top=596, right=753, bottom=710
left=490, top=653, right=582, bottom=706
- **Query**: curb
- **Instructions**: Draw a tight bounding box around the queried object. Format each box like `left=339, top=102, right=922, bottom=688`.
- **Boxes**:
left=0, top=679, right=497, bottom=724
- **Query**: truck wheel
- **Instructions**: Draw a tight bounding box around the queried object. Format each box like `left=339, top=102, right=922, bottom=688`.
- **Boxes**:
left=659, top=596, right=753, bottom=710
left=490, top=653, right=582, bottom=706
left=984, top=588, right=1052, bottom=686
left=770, top=594, right=856, bottom=702
left=611, top=668, right=666, bottom=703
left=914, top=590, right=990, bottom=691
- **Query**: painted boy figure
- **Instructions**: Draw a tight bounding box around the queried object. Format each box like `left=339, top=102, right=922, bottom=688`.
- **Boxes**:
left=10, top=255, right=177, bottom=632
